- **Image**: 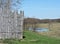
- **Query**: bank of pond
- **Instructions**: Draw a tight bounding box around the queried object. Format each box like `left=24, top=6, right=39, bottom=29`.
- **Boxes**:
left=29, top=27, right=49, bottom=32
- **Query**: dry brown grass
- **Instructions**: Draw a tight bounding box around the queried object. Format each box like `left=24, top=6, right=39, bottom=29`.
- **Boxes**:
left=38, top=22, right=60, bottom=38
left=24, top=22, right=60, bottom=38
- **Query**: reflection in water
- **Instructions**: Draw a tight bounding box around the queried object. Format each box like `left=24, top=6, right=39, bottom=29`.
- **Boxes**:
left=35, top=28, right=49, bottom=32
left=29, top=27, right=49, bottom=32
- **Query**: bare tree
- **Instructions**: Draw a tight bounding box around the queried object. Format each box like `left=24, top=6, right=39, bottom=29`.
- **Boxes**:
left=11, top=0, right=23, bottom=10
left=0, top=0, right=22, bottom=10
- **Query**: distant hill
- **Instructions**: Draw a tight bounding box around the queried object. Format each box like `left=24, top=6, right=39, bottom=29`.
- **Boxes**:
left=24, top=18, right=40, bottom=24
left=24, top=18, right=60, bottom=24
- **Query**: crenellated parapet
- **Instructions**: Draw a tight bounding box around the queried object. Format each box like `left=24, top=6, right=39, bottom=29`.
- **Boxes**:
left=0, top=7, right=24, bottom=39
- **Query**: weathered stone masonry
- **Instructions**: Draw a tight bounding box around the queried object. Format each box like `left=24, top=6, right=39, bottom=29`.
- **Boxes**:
left=0, top=7, right=24, bottom=39
left=0, top=8, right=24, bottom=39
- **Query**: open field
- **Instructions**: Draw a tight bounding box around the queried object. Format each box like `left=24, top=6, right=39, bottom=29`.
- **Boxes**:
left=1, top=31, right=60, bottom=44
left=37, top=23, right=60, bottom=38
left=24, top=22, right=60, bottom=38
left=37, top=22, right=60, bottom=30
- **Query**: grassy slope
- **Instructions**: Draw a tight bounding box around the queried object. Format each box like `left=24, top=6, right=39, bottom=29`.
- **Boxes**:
left=3, top=31, right=60, bottom=44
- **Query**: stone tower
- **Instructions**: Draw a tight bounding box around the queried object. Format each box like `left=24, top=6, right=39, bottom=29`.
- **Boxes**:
left=0, top=0, right=24, bottom=39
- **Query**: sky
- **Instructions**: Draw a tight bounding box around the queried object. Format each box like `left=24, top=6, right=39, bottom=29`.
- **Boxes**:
left=22, top=0, right=60, bottom=19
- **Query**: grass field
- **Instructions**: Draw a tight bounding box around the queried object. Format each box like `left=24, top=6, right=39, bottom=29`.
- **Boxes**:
left=37, top=23, right=60, bottom=38
left=2, top=31, right=60, bottom=44
left=37, top=23, right=60, bottom=30
left=25, top=22, right=60, bottom=38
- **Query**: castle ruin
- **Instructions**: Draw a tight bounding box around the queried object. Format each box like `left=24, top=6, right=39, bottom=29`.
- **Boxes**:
left=0, top=0, right=24, bottom=39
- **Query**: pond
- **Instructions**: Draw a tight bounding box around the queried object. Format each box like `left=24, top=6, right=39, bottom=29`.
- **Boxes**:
left=35, top=28, right=49, bottom=32
left=29, top=27, right=49, bottom=32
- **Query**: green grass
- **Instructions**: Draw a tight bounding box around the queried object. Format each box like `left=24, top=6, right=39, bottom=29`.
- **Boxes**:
left=3, top=31, right=60, bottom=44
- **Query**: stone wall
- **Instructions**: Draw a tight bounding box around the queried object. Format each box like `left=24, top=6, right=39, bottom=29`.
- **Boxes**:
left=0, top=8, right=24, bottom=39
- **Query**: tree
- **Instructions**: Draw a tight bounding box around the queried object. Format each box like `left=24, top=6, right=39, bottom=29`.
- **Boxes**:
left=0, top=0, right=22, bottom=10
left=11, top=0, right=23, bottom=10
